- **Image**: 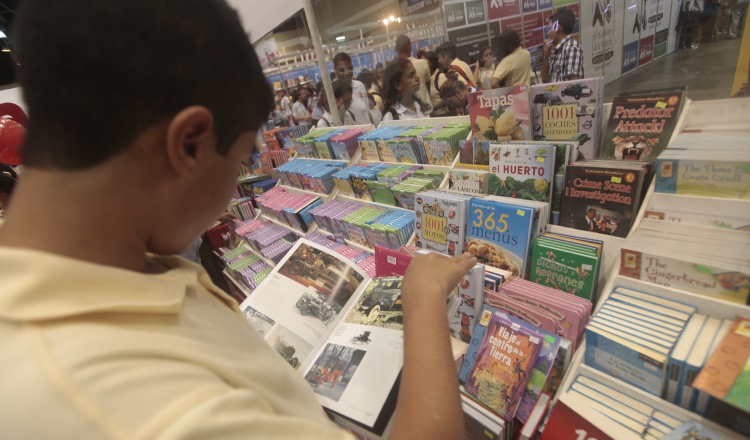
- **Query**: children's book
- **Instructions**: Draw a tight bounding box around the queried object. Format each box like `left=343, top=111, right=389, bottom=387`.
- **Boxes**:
left=467, top=86, right=530, bottom=142
left=600, top=92, right=684, bottom=161
left=528, top=78, right=604, bottom=160
left=487, top=143, right=555, bottom=204
left=464, top=309, right=542, bottom=421
left=530, top=235, right=601, bottom=302
left=450, top=167, right=489, bottom=194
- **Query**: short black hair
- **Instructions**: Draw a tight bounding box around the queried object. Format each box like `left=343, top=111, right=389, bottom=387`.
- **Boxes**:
left=0, top=173, right=16, bottom=195
left=358, top=71, right=375, bottom=89
left=550, top=9, right=576, bottom=35
left=331, top=80, right=352, bottom=100
left=15, top=0, right=273, bottom=170
left=333, top=52, right=352, bottom=66
left=496, top=30, right=522, bottom=58
left=436, top=42, right=457, bottom=60
left=0, top=163, right=17, bottom=179
left=424, top=51, right=440, bottom=72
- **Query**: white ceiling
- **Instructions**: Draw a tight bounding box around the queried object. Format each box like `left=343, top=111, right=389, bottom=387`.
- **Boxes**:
left=225, top=0, right=304, bottom=44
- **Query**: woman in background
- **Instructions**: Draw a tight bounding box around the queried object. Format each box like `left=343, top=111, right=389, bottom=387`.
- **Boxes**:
left=474, top=46, right=495, bottom=90
left=382, top=58, right=427, bottom=121
left=424, top=51, right=449, bottom=117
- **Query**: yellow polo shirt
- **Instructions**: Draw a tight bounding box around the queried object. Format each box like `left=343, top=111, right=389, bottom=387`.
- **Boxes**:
left=0, top=247, right=353, bottom=439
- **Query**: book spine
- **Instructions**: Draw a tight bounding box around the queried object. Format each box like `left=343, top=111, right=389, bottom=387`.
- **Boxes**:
left=664, top=357, right=684, bottom=404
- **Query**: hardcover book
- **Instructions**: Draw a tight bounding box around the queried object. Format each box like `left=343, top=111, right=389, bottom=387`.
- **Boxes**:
left=487, top=144, right=555, bottom=203
left=600, top=93, right=684, bottom=161
left=464, top=309, right=542, bottom=421
left=414, top=191, right=471, bottom=256
left=530, top=237, right=600, bottom=302
left=528, top=78, right=604, bottom=160
left=468, top=86, right=530, bottom=142
left=450, top=167, right=489, bottom=194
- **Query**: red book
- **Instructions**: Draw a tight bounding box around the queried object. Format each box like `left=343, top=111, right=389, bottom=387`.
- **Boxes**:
left=374, top=246, right=413, bottom=277
left=538, top=400, right=614, bottom=440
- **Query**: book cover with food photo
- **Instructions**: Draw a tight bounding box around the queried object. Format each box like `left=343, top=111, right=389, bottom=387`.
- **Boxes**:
left=468, top=86, right=530, bottom=142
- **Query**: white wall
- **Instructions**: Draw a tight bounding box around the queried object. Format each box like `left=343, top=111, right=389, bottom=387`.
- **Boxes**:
left=225, top=0, right=304, bottom=43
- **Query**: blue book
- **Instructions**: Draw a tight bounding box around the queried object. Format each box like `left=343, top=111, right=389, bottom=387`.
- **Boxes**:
left=465, top=198, right=535, bottom=278
left=664, top=314, right=707, bottom=405
left=584, top=323, right=668, bottom=396
left=679, top=317, right=721, bottom=411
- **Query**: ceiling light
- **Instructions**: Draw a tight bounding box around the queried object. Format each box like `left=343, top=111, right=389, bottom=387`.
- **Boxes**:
left=1, top=49, right=8, bottom=53
left=397, top=17, right=401, bottom=23
left=0, top=32, right=6, bottom=39
left=389, top=15, right=395, bottom=22
left=383, top=19, right=389, bottom=25
left=336, top=36, right=345, bottom=42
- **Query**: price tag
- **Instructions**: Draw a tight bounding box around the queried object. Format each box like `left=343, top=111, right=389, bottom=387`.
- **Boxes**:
left=611, top=176, right=622, bottom=183
left=655, top=101, right=667, bottom=108
left=536, top=156, right=546, bottom=163
left=517, top=209, right=525, bottom=216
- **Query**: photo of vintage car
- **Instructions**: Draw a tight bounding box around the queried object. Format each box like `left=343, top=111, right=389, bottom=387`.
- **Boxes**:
left=576, top=98, right=597, bottom=117
left=560, top=83, right=593, bottom=100
left=305, top=343, right=366, bottom=402
left=357, top=277, right=403, bottom=323
left=295, top=286, right=342, bottom=325
left=533, top=92, right=563, bottom=106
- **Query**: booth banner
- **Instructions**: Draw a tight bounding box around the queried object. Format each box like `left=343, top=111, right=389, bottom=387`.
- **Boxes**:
left=581, top=0, right=624, bottom=82
left=638, top=33, right=654, bottom=66
left=649, top=0, right=671, bottom=59
left=445, top=0, right=501, bottom=61
left=622, top=0, right=640, bottom=75
left=667, top=0, right=681, bottom=54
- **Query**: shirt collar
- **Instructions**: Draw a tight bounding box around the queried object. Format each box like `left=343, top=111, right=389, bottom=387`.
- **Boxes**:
left=0, top=247, right=235, bottom=321
left=393, top=101, right=421, bottom=115
left=554, top=35, right=573, bottom=52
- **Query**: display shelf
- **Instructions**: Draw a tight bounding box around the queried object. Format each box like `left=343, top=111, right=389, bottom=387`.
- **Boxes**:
left=222, top=268, right=254, bottom=299
left=277, top=183, right=338, bottom=202
left=681, top=98, right=750, bottom=130
left=335, top=193, right=413, bottom=213
left=377, top=115, right=470, bottom=128
left=256, top=210, right=318, bottom=236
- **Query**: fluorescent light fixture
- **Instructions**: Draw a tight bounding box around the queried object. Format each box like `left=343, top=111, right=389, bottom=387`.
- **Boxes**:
left=336, top=36, right=345, bottom=42
left=383, top=19, right=389, bottom=25
left=1, top=49, right=9, bottom=53
left=0, top=32, right=6, bottom=39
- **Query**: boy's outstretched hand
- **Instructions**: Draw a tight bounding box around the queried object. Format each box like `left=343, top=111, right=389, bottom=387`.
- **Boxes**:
left=401, top=252, right=478, bottom=301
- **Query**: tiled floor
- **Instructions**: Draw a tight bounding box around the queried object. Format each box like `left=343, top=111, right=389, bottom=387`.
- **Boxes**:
left=604, top=36, right=744, bottom=102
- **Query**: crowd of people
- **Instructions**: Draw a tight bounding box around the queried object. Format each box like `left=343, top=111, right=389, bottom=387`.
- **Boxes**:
left=269, top=9, right=585, bottom=127
left=678, top=0, right=747, bottom=49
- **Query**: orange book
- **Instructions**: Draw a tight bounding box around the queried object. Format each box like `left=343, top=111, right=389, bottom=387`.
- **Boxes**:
left=692, top=317, right=750, bottom=399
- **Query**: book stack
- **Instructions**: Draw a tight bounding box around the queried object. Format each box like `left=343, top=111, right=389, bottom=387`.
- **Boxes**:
left=253, top=187, right=323, bottom=232
left=258, top=150, right=290, bottom=177
left=421, top=125, right=472, bottom=166
left=328, top=128, right=366, bottom=160
left=529, top=232, right=603, bottom=303
left=599, top=87, right=687, bottom=162
left=559, top=160, right=653, bottom=238
left=357, top=126, right=411, bottom=161
left=292, top=127, right=343, bottom=158
left=584, top=287, right=699, bottom=397
left=266, top=125, right=310, bottom=150
left=483, top=266, right=512, bottom=292
left=619, top=219, right=750, bottom=305
left=275, top=158, right=348, bottom=194
left=449, top=166, right=489, bottom=194
left=226, top=197, right=256, bottom=221
left=655, top=133, right=750, bottom=199
left=388, top=178, right=437, bottom=209
left=528, top=77, right=604, bottom=160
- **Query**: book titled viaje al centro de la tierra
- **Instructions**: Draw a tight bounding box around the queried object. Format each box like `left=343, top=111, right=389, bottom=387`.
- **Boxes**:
left=599, top=92, right=684, bottom=161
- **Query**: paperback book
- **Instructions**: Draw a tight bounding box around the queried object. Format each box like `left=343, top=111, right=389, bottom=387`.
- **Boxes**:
left=487, top=143, right=555, bottom=204
left=464, top=309, right=542, bottom=421
left=468, top=86, right=530, bottom=142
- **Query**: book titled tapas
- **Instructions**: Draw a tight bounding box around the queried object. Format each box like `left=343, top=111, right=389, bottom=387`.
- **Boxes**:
left=468, top=86, right=530, bottom=142
left=464, top=310, right=542, bottom=421
left=488, top=144, right=555, bottom=203
left=600, top=94, right=682, bottom=161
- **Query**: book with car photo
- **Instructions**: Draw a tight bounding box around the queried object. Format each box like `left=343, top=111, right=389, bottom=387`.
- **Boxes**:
left=239, top=239, right=418, bottom=436
left=528, top=77, right=604, bottom=161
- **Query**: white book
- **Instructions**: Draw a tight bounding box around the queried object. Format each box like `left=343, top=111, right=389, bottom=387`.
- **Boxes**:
left=571, top=382, right=650, bottom=425
left=665, top=314, right=707, bottom=404
left=596, top=309, right=681, bottom=340
left=568, top=389, right=647, bottom=434
left=601, top=303, right=686, bottom=331
left=613, top=287, right=698, bottom=315
left=680, top=317, right=722, bottom=410
left=575, top=376, right=655, bottom=417
left=592, top=316, right=676, bottom=349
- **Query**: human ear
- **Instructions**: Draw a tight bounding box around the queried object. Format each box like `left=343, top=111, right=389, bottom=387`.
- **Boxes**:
left=164, top=106, right=214, bottom=177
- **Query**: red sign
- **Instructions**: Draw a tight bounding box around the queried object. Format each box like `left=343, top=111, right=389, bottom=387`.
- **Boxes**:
left=538, top=401, right=614, bottom=440
left=501, top=12, right=545, bottom=47
left=638, top=34, right=654, bottom=66
left=488, top=0, right=522, bottom=21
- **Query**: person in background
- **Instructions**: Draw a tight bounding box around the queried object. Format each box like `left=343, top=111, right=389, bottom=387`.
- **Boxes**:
left=374, top=62, right=385, bottom=93
left=278, top=90, right=292, bottom=120
left=729, top=0, right=748, bottom=38
left=492, top=30, right=531, bottom=87
left=332, top=52, right=372, bottom=125
left=435, top=41, right=476, bottom=88
left=416, top=49, right=426, bottom=59
left=439, top=75, right=477, bottom=116
left=679, top=0, right=704, bottom=49
left=0, top=163, right=17, bottom=219
left=474, top=46, right=495, bottom=90
left=541, top=9, right=584, bottom=82
left=382, top=58, right=427, bottom=121
left=394, top=35, right=432, bottom=115
left=309, top=83, right=322, bottom=126
left=357, top=71, right=384, bottom=112
left=292, top=87, right=313, bottom=127
left=424, top=51, right=449, bottom=117
left=367, top=93, right=382, bottom=127
left=333, top=79, right=358, bottom=126
left=315, top=81, right=343, bottom=128
left=0, top=1, right=475, bottom=439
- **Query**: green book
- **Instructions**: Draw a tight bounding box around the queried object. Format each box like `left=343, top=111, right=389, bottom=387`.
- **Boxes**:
left=530, top=237, right=600, bottom=302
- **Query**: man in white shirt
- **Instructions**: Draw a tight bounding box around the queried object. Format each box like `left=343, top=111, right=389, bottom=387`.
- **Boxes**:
left=394, top=35, right=432, bottom=114
left=0, top=1, right=474, bottom=439
left=332, top=53, right=372, bottom=125
left=279, top=90, right=292, bottom=118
